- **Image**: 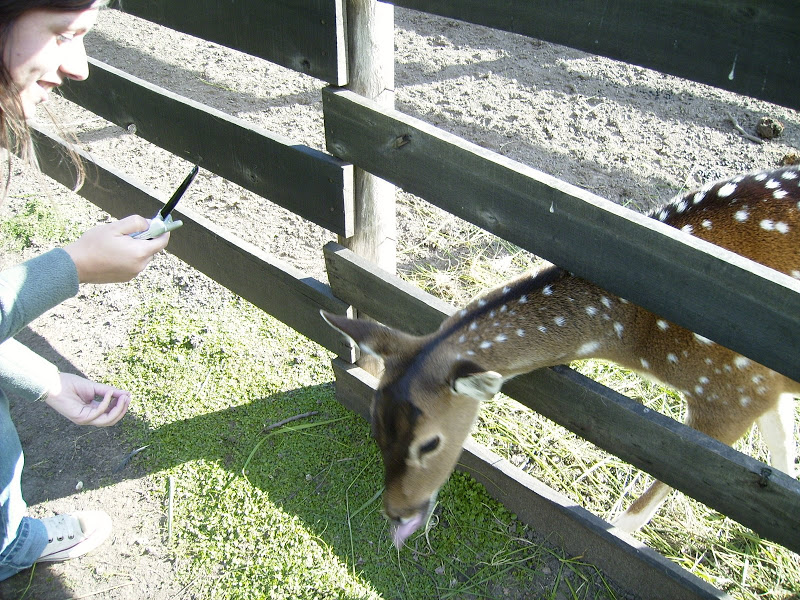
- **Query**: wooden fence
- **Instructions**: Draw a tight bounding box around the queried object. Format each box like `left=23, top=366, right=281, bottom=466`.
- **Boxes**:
left=32, top=1, right=800, bottom=598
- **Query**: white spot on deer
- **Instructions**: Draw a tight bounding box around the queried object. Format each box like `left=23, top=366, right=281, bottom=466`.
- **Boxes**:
left=676, top=200, right=688, bottom=214
left=681, top=224, right=694, bottom=234
left=543, top=285, right=554, bottom=296
left=470, top=322, right=478, bottom=331
left=776, top=222, right=790, bottom=234
left=459, top=309, right=468, bottom=318
left=519, top=295, right=528, bottom=304
left=780, top=170, right=798, bottom=180
left=516, top=329, right=525, bottom=337
left=490, top=310, right=496, bottom=318
left=701, top=220, right=712, bottom=229
left=554, top=316, right=566, bottom=327
left=694, top=385, right=704, bottom=396
left=613, top=322, right=624, bottom=338
left=480, top=341, right=493, bottom=350
left=585, top=306, right=598, bottom=317
left=773, top=189, right=788, bottom=200
left=761, top=219, right=775, bottom=231
left=495, top=334, right=508, bottom=343
left=657, top=209, right=669, bottom=221
left=704, top=357, right=714, bottom=365
left=500, top=304, right=508, bottom=313
left=466, top=350, right=476, bottom=357
left=693, top=333, right=713, bottom=345
left=692, top=192, right=705, bottom=205
left=765, top=179, right=780, bottom=189
left=792, top=270, right=800, bottom=279
left=458, top=334, right=466, bottom=344
left=600, top=296, right=612, bottom=309
left=734, top=356, right=751, bottom=370
left=640, top=358, right=650, bottom=369
left=576, top=341, right=601, bottom=356
left=752, top=374, right=765, bottom=385
left=667, top=353, right=679, bottom=363
left=502, top=286, right=511, bottom=295
left=699, top=376, right=710, bottom=385
left=478, top=299, right=487, bottom=307
left=537, top=325, right=547, bottom=334
left=656, top=320, right=669, bottom=331
left=734, top=209, right=749, bottom=222
left=740, top=396, right=751, bottom=407
left=717, top=182, right=737, bottom=197
left=754, top=172, right=768, bottom=181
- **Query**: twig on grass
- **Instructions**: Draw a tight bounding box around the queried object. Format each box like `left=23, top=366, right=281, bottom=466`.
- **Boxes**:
left=261, top=411, right=319, bottom=433
left=113, top=445, right=150, bottom=474
left=231, top=413, right=347, bottom=488
left=727, top=112, right=763, bottom=144
left=167, top=475, right=175, bottom=545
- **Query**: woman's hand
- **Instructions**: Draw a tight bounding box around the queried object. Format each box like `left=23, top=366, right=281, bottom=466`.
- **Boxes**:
left=64, top=215, right=170, bottom=284
left=44, top=373, right=131, bottom=427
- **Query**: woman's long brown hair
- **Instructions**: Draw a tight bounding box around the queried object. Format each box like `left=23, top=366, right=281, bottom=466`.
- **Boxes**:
left=0, top=0, right=107, bottom=195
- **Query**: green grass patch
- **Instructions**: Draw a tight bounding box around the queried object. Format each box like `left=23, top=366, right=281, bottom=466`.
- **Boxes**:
left=0, top=196, right=81, bottom=251
left=106, top=292, right=615, bottom=599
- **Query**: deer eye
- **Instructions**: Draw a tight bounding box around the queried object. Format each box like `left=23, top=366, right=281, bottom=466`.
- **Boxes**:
left=418, top=436, right=441, bottom=455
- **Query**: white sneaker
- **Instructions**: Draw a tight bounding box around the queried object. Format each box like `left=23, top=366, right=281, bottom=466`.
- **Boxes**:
left=36, top=511, right=112, bottom=563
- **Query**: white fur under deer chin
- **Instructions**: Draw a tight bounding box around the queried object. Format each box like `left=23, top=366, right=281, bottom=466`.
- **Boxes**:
left=324, top=165, right=800, bottom=546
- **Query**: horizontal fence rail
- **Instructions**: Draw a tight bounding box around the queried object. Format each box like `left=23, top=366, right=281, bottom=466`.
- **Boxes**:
left=391, top=0, right=800, bottom=110
left=323, top=86, right=800, bottom=384
left=112, top=0, right=348, bottom=85
left=323, top=241, right=800, bottom=555
left=31, top=126, right=353, bottom=360
left=60, top=58, right=354, bottom=237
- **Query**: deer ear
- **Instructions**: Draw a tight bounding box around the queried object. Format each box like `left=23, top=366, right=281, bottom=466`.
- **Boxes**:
left=450, top=361, right=504, bottom=401
left=320, top=310, right=417, bottom=359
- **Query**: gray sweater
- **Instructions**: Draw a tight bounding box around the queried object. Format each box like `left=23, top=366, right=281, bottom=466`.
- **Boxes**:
left=0, top=248, right=79, bottom=401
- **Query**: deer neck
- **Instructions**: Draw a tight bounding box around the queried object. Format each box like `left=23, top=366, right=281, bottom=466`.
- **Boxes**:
left=436, top=266, right=636, bottom=378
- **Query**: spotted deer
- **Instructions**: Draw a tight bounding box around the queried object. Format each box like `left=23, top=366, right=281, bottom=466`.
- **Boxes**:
left=322, top=166, right=800, bottom=548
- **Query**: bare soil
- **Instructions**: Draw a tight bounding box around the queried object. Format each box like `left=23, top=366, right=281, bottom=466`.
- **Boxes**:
left=0, top=6, right=797, bottom=600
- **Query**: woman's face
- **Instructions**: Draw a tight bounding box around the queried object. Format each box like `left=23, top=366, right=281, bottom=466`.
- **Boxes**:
left=4, top=4, right=100, bottom=118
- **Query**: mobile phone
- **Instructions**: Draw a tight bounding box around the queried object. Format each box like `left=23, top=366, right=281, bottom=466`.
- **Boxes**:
left=131, top=165, right=199, bottom=240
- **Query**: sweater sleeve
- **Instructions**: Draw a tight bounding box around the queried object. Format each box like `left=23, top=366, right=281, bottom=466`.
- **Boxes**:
left=0, top=338, right=60, bottom=401
left=0, top=248, right=79, bottom=342
left=0, top=248, right=79, bottom=401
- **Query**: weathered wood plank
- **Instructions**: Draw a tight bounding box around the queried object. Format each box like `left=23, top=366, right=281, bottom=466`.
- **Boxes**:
left=31, top=126, right=352, bottom=358
left=324, top=241, right=451, bottom=334
left=323, top=241, right=800, bottom=553
left=330, top=359, right=730, bottom=600
left=110, top=0, right=347, bottom=85
left=322, top=87, right=800, bottom=383
left=60, top=58, right=354, bottom=237
left=391, top=0, right=799, bottom=110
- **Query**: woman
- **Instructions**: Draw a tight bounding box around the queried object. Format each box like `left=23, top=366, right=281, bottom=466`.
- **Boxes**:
left=0, top=1, right=172, bottom=580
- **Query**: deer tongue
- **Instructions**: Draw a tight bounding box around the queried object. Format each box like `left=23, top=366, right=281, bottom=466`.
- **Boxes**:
left=392, top=513, right=424, bottom=548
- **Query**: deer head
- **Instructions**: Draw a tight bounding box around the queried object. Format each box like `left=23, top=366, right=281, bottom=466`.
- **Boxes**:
left=321, top=311, right=504, bottom=547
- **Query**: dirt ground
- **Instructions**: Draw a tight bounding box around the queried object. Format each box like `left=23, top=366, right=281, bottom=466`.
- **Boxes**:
left=0, top=5, right=798, bottom=599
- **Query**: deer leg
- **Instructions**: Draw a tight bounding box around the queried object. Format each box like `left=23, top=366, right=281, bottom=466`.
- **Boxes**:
left=612, top=479, right=672, bottom=533
left=756, top=393, right=797, bottom=478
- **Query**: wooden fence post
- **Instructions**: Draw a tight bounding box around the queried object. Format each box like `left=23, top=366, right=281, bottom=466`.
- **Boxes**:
left=342, top=0, right=396, bottom=275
